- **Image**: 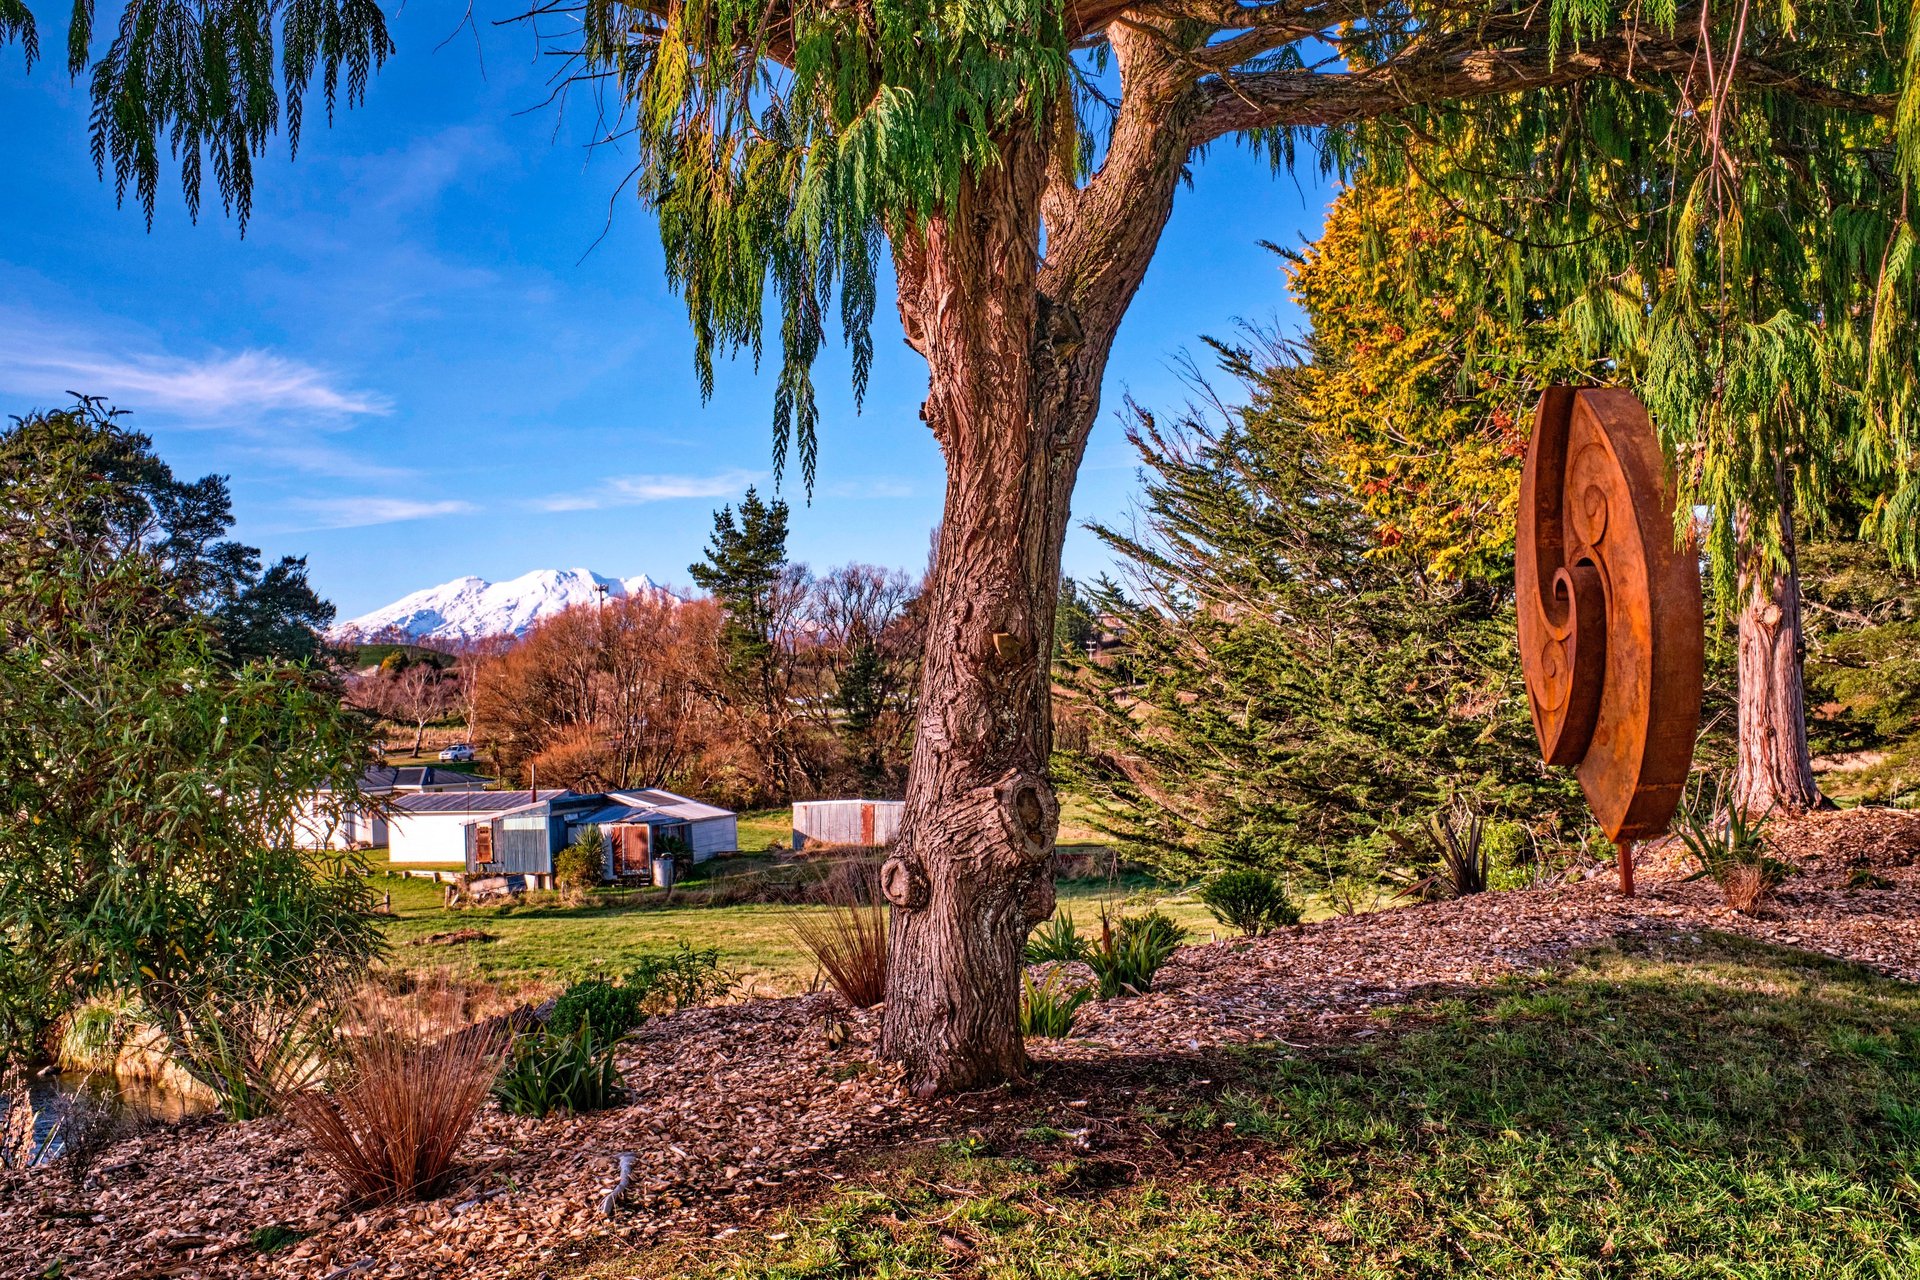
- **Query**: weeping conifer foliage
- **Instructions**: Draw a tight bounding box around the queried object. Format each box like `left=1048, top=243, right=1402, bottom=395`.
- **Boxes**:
left=7, top=1, right=393, bottom=231
left=544, top=0, right=1071, bottom=486
left=1323, top=0, right=1920, bottom=596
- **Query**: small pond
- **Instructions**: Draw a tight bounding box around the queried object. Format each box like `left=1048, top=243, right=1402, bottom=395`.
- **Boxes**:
left=5, top=1072, right=213, bottom=1164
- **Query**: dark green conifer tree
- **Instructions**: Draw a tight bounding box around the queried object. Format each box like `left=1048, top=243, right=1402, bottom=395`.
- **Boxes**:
left=689, top=488, right=817, bottom=796
left=1066, top=342, right=1581, bottom=891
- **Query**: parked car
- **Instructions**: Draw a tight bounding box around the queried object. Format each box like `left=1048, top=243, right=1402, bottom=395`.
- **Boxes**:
left=438, top=743, right=476, bottom=762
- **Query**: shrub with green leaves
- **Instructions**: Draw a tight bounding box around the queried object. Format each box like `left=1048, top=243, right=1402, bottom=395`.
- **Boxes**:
left=492, top=1023, right=623, bottom=1118
left=548, top=979, right=645, bottom=1040
left=0, top=401, right=380, bottom=1068
left=1019, top=970, right=1094, bottom=1038
left=1198, top=870, right=1301, bottom=936
left=555, top=827, right=604, bottom=890
left=1024, top=914, right=1092, bottom=965
left=625, top=942, right=732, bottom=1013
left=1115, top=911, right=1186, bottom=957
left=1676, top=780, right=1793, bottom=914
left=549, top=945, right=732, bottom=1040
left=1089, top=912, right=1186, bottom=998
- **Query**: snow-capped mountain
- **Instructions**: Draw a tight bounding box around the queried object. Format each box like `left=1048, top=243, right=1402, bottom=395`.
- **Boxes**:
left=330, top=568, right=672, bottom=645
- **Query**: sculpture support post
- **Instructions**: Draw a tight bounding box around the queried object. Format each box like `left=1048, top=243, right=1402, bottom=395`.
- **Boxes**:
left=1615, top=839, right=1635, bottom=898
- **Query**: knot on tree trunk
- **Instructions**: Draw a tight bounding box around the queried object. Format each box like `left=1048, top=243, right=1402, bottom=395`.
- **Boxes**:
left=880, top=854, right=930, bottom=910
left=993, top=771, right=1058, bottom=864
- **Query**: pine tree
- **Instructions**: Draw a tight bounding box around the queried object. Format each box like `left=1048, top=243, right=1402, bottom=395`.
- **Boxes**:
left=688, top=488, right=816, bottom=795
left=1067, top=341, right=1581, bottom=890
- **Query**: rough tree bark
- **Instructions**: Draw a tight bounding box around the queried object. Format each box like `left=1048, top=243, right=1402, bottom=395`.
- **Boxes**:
left=1733, top=464, right=1821, bottom=814
left=877, top=28, right=1197, bottom=1095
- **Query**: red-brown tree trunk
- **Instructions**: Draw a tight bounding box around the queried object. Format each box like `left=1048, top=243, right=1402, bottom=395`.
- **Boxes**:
left=876, top=136, right=1080, bottom=1094
left=1733, top=467, right=1820, bottom=814
left=871, top=24, right=1200, bottom=1095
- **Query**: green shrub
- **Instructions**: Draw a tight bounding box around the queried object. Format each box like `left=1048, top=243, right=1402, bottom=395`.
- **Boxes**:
left=1676, top=780, right=1793, bottom=914
left=1024, top=914, right=1093, bottom=964
left=625, top=942, right=732, bottom=1013
left=1089, top=911, right=1186, bottom=998
left=548, top=946, right=732, bottom=1041
left=492, top=1023, right=623, bottom=1117
left=1020, top=969, right=1094, bottom=1038
left=549, top=979, right=645, bottom=1040
left=555, top=827, right=603, bottom=890
left=1115, top=910, right=1186, bottom=956
left=1198, top=870, right=1301, bottom=936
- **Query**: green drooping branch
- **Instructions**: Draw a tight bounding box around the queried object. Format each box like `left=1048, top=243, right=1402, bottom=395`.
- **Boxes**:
left=8, top=1, right=393, bottom=230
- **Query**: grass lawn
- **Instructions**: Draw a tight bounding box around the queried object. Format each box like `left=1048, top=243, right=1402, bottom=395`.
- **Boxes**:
left=735, top=807, right=793, bottom=852
left=618, top=933, right=1920, bottom=1278
left=372, top=864, right=1226, bottom=996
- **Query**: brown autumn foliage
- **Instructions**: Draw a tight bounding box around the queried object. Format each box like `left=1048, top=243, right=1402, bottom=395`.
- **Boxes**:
left=467, top=566, right=923, bottom=808
left=471, top=593, right=734, bottom=796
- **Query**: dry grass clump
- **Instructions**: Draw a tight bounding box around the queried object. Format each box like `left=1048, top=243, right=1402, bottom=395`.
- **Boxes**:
left=287, top=984, right=505, bottom=1206
left=1719, top=862, right=1776, bottom=915
left=786, top=863, right=888, bottom=1008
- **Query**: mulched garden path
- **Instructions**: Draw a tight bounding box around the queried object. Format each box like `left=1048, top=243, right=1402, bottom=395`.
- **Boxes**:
left=4, top=808, right=1914, bottom=1280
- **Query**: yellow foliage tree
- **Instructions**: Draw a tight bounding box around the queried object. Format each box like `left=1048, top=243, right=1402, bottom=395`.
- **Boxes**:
left=1286, top=176, right=1607, bottom=580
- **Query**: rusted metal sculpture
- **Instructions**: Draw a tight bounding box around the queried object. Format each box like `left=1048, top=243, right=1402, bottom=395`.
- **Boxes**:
left=1517, top=388, right=1704, bottom=896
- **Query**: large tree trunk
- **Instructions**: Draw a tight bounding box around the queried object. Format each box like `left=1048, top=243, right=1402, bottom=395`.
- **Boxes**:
left=1733, top=465, right=1820, bottom=814
left=877, top=33, right=1196, bottom=1094
left=876, top=136, right=1082, bottom=1095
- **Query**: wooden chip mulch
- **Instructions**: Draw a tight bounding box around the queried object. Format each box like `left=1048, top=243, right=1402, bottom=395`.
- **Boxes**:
left=4, top=808, right=1915, bottom=1280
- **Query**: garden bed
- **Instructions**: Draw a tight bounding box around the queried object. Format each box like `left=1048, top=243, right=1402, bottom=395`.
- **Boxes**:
left=4, top=809, right=1915, bottom=1279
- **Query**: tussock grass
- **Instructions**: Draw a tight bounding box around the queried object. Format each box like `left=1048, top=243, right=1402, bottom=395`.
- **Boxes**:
left=287, top=985, right=503, bottom=1206
left=786, top=865, right=889, bottom=1008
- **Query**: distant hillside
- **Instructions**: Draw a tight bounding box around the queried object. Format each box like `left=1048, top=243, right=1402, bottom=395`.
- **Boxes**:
left=329, top=568, right=674, bottom=645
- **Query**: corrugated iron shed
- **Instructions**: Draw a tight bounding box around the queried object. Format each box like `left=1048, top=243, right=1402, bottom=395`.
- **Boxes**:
left=396, top=789, right=568, bottom=814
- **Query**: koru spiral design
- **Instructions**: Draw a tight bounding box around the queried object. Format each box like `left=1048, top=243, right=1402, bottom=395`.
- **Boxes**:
left=1517, top=388, right=1704, bottom=845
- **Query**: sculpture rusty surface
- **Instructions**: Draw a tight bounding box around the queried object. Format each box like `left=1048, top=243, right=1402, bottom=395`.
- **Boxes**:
left=1517, top=388, right=1704, bottom=895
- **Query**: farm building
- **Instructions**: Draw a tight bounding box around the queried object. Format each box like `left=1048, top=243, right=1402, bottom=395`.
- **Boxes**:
left=606, top=790, right=738, bottom=859
left=389, top=789, right=566, bottom=864
left=291, top=765, right=495, bottom=851
left=461, top=789, right=739, bottom=881
left=792, top=799, right=904, bottom=849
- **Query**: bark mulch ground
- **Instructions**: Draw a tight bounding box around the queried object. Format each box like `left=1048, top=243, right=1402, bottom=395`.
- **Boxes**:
left=4, top=808, right=1915, bottom=1280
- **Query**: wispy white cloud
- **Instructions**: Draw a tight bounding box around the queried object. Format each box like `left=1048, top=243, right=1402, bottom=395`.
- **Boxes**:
left=284, top=497, right=478, bottom=530
left=0, top=338, right=389, bottom=418
left=0, top=301, right=402, bottom=485
left=242, top=438, right=416, bottom=484
left=536, top=468, right=764, bottom=512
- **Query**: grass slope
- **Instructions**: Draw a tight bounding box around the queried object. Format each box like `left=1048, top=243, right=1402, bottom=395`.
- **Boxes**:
left=628, top=933, right=1920, bottom=1278
left=374, top=870, right=1221, bottom=996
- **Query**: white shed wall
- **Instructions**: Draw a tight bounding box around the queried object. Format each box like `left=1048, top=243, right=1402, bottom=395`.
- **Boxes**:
left=389, top=811, right=485, bottom=864
left=687, top=816, right=737, bottom=861
left=290, top=800, right=385, bottom=850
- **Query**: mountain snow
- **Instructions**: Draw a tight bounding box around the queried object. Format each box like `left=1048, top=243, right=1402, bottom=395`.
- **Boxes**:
left=330, top=568, right=672, bottom=645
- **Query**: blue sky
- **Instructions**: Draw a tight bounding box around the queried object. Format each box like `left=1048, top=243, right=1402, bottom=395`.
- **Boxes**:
left=1, top=10, right=1333, bottom=619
